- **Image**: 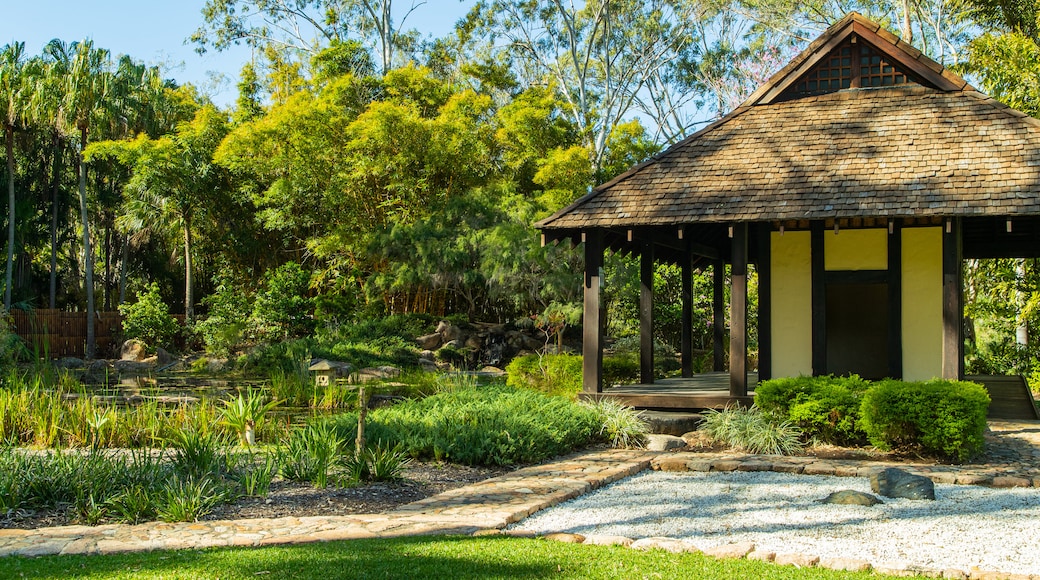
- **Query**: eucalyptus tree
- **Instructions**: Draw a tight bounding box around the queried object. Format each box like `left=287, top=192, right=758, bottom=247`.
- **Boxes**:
left=475, top=0, right=704, bottom=175
left=192, top=0, right=425, bottom=75
left=0, top=42, right=28, bottom=311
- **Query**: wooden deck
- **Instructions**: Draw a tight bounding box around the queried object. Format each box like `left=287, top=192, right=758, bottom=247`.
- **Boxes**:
left=581, top=372, right=758, bottom=411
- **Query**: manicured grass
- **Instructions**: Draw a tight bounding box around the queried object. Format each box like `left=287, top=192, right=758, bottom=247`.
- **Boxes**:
left=0, top=535, right=887, bottom=579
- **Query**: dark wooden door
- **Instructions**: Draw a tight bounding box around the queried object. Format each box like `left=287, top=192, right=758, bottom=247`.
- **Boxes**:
left=825, top=282, right=889, bottom=379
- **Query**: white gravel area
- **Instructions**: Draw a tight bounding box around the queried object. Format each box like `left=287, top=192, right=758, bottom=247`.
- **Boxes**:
left=511, top=470, right=1040, bottom=576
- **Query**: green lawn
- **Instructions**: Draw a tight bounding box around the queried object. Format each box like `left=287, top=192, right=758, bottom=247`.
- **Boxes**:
left=0, top=535, right=889, bottom=579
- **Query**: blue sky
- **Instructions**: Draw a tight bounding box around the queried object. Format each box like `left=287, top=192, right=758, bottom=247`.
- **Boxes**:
left=1, top=0, right=475, bottom=106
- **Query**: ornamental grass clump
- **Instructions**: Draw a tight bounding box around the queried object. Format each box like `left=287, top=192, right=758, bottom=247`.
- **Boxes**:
left=585, top=398, right=650, bottom=448
left=700, top=405, right=803, bottom=455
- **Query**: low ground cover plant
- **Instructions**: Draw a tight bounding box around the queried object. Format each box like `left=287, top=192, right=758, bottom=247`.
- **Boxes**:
left=327, top=385, right=606, bottom=466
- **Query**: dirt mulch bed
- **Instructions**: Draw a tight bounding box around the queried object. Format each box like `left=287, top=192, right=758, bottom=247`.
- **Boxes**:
left=0, top=461, right=511, bottom=531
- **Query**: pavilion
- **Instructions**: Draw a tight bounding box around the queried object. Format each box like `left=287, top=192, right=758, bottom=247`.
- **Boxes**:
left=536, top=13, right=1040, bottom=419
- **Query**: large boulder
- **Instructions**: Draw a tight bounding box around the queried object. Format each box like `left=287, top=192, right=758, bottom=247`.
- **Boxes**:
left=155, top=347, right=176, bottom=366
left=870, top=467, right=936, bottom=500
left=120, top=339, right=147, bottom=361
left=645, top=434, right=687, bottom=451
left=416, top=333, right=443, bottom=350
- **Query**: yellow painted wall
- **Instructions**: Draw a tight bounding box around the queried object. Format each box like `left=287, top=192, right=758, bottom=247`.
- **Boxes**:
left=902, top=227, right=943, bottom=381
left=771, top=231, right=813, bottom=377
left=824, top=229, right=888, bottom=271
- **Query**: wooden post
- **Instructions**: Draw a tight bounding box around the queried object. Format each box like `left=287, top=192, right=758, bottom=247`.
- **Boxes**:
left=681, top=247, right=693, bottom=378
left=583, top=230, right=605, bottom=393
left=730, top=223, right=748, bottom=396
left=942, top=218, right=964, bottom=380
left=811, top=222, right=826, bottom=375
left=640, top=240, right=655, bottom=384
left=757, top=224, right=772, bottom=382
left=888, top=220, right=903, bottom=379
left=713, top=259, right=725, bottom=372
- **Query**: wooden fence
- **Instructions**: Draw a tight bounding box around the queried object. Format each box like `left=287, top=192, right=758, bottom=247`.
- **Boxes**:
left=9, top=309, right=123, bottom=358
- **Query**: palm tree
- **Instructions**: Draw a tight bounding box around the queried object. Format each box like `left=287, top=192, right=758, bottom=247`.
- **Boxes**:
left=63, top=40, right=113, bottom=358
left=34, top=39, right=73, bottom=310
left=0, top=42, right=27, bottom=311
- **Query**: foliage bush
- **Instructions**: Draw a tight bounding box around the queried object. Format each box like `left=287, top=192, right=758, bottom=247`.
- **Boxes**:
left=118, top=283, right=180, bottom=351
left=327, top=385, right=602, bottom=466
left=505, top=353, right=582, bottom=398
left=194, top=275, right=251, bottom=357
left=754, top=375, right=871, bottom=446
left=700, top=405, right=803, bottom=455
left=859, top=379, right=990, bottom=462
left=249, top=262, right=315, bottom=342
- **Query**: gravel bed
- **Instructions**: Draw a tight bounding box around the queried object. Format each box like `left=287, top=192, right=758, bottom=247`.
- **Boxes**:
left=511, top=470, right=1040, bottom=576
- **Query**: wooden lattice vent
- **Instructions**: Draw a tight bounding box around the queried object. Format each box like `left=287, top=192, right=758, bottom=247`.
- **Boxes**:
left=780, top=36, right=921, bottom=100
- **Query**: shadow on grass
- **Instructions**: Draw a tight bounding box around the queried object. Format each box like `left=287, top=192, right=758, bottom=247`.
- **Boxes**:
left=0, top=536, right=564, bottom=580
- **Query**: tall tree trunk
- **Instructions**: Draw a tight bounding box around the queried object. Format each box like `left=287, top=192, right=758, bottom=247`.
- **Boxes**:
left=1017, top=259, right=1028, bottom=346
left=4, top=125, right=14, bottom=311
left=183, top=217, right=194, bottom=324
left=118, top=234, right=128, bottom=305
left=104, top=216, right=111, bottom=311
left=49, top=132, right=62, bottom=310
left=78, top=126, right=95, bottom=359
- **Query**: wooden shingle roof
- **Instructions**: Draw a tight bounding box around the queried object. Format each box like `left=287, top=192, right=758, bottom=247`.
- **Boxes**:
left=537, top=14, right=1040, bottom=232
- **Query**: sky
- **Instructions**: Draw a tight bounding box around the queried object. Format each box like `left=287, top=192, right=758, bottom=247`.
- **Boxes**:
left=1, top=0, right=475, bottom=106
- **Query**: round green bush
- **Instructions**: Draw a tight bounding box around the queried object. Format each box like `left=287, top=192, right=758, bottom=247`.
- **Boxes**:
left=859, top=379, right=990, bottom=462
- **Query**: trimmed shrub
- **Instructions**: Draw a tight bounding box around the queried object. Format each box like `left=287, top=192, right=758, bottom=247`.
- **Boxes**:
left=859, top=379, right=990, bottom=462
left=505, top=354, right=582, bottom=398
left=755, top=375, right=870, bottom=446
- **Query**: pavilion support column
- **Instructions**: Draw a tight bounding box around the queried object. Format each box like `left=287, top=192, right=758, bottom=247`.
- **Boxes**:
left=640, top=240, right=655, bottom=384
left=730, top=223, right=748, bottom=397
left=582, top=230, right=605, bottom=394
left=757, top=223, right=772, bottom=382
left=713, top=259, right=725, bottom=372
left=681, top=246, right=694, bottom=378
left=942, top=218, right=964, bottom=380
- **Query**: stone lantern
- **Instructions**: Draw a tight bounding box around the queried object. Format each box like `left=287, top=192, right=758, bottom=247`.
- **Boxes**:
left=308, top=359, right=336, bottom=388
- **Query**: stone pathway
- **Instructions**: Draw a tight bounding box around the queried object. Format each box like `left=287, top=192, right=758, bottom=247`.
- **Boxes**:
left=0, top=420, right=1037, bottom=575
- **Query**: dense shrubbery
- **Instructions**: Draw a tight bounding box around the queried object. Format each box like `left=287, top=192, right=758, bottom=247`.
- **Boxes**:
left=327, top=385, right=604, bottom=466
left=505, top=354, right=582, bottom=398
left=755, top=375, right=871, bottom=446
left=755, top=375, right=990, bottom=461
left=860, top=379, right=990, bottom=462
left=118, top=283, right=181, bottom=351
